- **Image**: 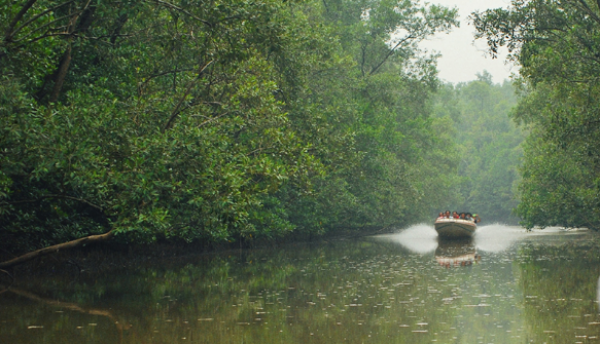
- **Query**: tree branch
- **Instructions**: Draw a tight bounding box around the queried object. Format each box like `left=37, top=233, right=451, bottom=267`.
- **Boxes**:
left=4, top=0, right=38, bottom=42
left=575, top=0, right=600, bottom=25
left=16, top=31, right=71, bottom=46
left=0, top=269, right=13, bottom=289
left=141, top=68, right=197, bottom=88
left=9, top=1, right=76, bottom=40
left=1, top=194, right=103, bottom=212
left=196, top=110, right=237, bottom=128
left=12, top=14, right=73, bottom=43
left=110, top=13, right=129, bottom=44
left=147, top=0, right=211, bottom=26
left=369, top=35, right=415, bottom=76
left=0, top=230, right=115, bottom=269
left=163, top=60, right=214, bottom=131
left=36, top=0, right=95, bottom=103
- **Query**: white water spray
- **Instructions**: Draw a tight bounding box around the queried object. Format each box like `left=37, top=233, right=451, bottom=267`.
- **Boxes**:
left=381, top=223, right=438, bottom=254
left=474, top=224, right=525, bottom=253
left=374, top=223, right=529, bottom=254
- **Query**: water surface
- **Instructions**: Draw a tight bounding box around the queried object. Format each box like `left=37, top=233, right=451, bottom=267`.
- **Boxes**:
left=2, top=224, right=600, bottom=343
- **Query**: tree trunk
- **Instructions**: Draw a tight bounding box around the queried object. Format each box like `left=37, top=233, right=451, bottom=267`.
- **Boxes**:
left=0, top=230, right=114, bottom=269
left=110, top=14, right=129, bottom=44
left=49, top=45, right=72, bottom=103
left=35, top=3, right=97, bottom=103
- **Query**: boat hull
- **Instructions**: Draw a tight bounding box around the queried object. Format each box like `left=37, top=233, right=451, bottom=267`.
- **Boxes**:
left=434, top=219, right=477, bottom=239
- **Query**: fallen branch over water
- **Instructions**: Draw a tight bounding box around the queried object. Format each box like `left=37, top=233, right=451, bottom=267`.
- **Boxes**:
left=0, top=230, right=115, bottom=269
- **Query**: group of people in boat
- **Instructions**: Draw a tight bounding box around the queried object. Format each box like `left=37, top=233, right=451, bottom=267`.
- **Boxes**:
left=437, top=210, right=481, bottom=223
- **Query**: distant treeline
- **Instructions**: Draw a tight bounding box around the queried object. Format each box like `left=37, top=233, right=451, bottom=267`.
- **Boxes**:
left=432, top=74, right=524, bottom=225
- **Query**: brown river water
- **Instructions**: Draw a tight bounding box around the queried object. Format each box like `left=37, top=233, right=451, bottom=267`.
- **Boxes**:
left=1, top=224, right=600, bottom=344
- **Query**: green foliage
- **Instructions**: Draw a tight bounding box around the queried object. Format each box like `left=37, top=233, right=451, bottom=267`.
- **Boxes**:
left=0, top=0, right=459, bottom=252
left=431, top=78, right=523, bottom=223
left=473, top=0, right=600, bottom=229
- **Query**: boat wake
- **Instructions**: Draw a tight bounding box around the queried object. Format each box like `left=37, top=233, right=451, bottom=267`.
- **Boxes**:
left=374, top=223, right=527, bottom=254
left=474, top=224, right=525, bottom=253
left=380, top=223, right=438, bottom=254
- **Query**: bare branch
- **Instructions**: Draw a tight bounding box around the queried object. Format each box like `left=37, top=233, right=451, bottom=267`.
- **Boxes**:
left=0, top=230, right=115, bottom=269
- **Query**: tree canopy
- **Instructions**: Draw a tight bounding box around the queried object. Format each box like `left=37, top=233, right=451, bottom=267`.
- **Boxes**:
left=473, top=0, right=600, bottom=229
left=0, top=0, right=460, bottom=260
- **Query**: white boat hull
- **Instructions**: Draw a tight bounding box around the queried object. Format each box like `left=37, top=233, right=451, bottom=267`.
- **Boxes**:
left=434, top=218, right=477, bottom=239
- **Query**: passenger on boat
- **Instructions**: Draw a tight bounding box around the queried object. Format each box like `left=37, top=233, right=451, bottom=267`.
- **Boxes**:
left=438, top=211, right=480, bottom=223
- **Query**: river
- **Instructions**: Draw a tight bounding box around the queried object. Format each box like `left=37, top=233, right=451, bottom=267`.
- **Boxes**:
left=1, top=224, right=600, bottom=343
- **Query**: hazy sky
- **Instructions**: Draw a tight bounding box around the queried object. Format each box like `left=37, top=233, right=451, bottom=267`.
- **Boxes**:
left=419, top=0, right=517, bottom=84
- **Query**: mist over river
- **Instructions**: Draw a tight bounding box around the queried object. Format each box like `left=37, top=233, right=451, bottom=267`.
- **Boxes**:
left=2, top=225, right=600, bottom=344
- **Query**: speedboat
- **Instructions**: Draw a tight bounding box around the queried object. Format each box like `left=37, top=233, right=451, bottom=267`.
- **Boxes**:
left=434, top=218, right=477, bottom=239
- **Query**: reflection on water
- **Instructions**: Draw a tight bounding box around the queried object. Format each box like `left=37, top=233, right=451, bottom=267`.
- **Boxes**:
left=1, top=225, right=600, bottom=344
left=435, top=239, right=478, bottom=268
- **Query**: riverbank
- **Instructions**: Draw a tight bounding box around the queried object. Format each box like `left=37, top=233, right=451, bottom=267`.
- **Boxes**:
left=0, top=225, right=397, bottom=278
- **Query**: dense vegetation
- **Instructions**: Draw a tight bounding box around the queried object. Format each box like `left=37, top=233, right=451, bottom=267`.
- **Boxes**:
left=432, top=74, right=523, bottom=224
left=473, top=0, right=600, bottom=230
left=0, top=0, right=463, bottom=259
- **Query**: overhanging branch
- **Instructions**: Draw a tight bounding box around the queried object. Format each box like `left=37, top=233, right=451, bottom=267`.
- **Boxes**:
left=0, top=230, right=115, bottom=269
